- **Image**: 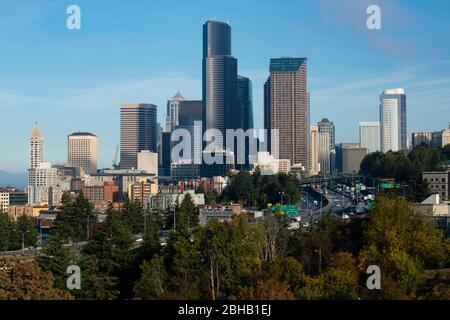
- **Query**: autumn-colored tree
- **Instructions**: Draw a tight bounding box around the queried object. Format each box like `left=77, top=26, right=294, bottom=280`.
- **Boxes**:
left=232, top=279, right=295, bottom=300
left=0, top=259, right=73, bottom=300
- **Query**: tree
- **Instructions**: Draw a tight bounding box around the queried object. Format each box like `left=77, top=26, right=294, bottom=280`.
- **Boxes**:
left=164, top=232, right=201, bottom=298
left=0, top=259, right=73, bottom=300
left=0, top=212, right=12, bottom=251
left=134, top=255, right=166, bottom=299
left=175, top=193, right=199, bottom=232
left=74, top=254, right=118, bottom=300
left=37, top=235, right=77, bottom=290
left=299, top=229, right=332, bottom=275
left=52, top=192, right=95, bottom=242
left=358, top=196, right=449, bottom=297
left=8, top=215, right=38, bottom=250
left=120, top=199, right=144, bottom=234
left=232, top=279, right=295, bottom=300
left=260, top=216, right=289, bottom=263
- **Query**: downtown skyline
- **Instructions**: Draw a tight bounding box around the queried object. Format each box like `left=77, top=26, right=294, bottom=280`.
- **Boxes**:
left=1, top=0, right=450, bottom=172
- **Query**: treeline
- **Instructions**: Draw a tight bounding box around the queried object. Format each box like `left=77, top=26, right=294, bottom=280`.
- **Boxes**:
left=0, top=213, right=38, bottom=251
left=219, top=170, right=300, bottom=206
left=360, top=145, right=450, bottom=201
left=1, top=195, right=449, bottom=300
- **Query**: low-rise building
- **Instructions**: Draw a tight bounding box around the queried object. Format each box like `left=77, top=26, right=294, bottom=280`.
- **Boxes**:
left=8, top=204, right=49, bottom=221
left=423, top=170, right=450, bottom=201
left=198, top=204, right=241, bottom=226
left=129, top=181, right=158, bottom=206
left=149, top=190, right=205, bottom=211
left=412, top=194, right=449, bottom=216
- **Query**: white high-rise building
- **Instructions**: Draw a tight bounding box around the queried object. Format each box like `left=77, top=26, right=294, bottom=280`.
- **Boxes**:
left=380, top=88, right=407, bottom=153
left=318, top=132, right=330, bottom=174
left=359, top=121, right=381, bottom=154
left=310, top=125, right=319, bottom=176
left=29, top=122, right=44, bottom=169
left=27, top=122, right=58, bottom=204
left=28, top=162, right=58, bottom=204
left=68, top=132, right=98, bottom=174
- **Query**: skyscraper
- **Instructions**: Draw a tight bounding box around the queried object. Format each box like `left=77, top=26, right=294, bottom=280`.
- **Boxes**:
left=264, top=57, right=309, bottom=170
left=359, top=122, right=380, bottom=154
left=29, top=122, right=44, bottom=169
left=27, top=123, right=57, bottom=204
left=120, top=103, right=157, bottom=169
left=166, top=92, right=185, bottom=132
left=237, top=75, right=253, bottom=131
left=310, top=125, right=319, bottom=176
left=318, top=132, right=330, bottom=174
left=68, top=132, right=98, bottom=174
left=318, top=118, right=335, bottom=150
left=202, top=20, right=239, bottom=147
left=380, top=88, right=407, bottom=153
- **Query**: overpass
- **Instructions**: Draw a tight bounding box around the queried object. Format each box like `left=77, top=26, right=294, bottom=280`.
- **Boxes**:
left=299, top=174, right=366, bottom=186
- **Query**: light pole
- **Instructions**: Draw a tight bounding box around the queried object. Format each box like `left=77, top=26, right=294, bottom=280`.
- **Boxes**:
left=279, top=192, right=285, bottom=206
left=12, top=230, right=30, bottom=252
left=314, top=248, right=322, bottom=274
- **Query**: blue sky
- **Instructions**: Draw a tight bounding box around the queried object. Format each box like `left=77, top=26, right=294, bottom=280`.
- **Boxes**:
left=1, top=0, right=450, bottom=172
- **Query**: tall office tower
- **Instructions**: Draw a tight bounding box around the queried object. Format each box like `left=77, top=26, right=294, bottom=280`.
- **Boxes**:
left=158, top=132, right=172, bottom=176
left=264, top=57, right=309, bottom=170
left=237, top=75, right=254, bottom=169
left=359, top=122, right=380, bottom=154
left=318, top=118, right=335, bottom=150
left=68, top=132, right=98, bottom=174
left=177, top=99, right=203, bottom=163
left=120, top=103, right=157, bottom=169
left=237, top=76, right=254, bottom=131
left=380, top=88, right=407, bottom=153
left=318, top=132, right=330, bottom=174
left=29, top=122, right=44, bottom=169
left=202, top=20, right=239, bottom=148
left=166, top=92, right=185, bottom=132
left=310, top=125, right=319, bottom=176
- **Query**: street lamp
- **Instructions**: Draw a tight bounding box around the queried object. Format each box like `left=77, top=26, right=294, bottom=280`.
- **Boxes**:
left=314, top=248, right=322, bottom=274
left=279, top=192, right=285, bottom=206
left=12, top=230, right=30, bottom=252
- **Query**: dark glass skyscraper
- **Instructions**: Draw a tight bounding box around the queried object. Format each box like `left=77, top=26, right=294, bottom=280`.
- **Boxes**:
left=202, top=20, right=239, bottom=177
left=237, top=75, right=253, bottom=131
left=202, top=20, right=239, bottom=144
left=120, top=103, right=157, bottom=169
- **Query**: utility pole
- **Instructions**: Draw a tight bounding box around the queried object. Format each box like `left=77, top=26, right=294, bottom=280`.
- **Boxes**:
left=315, top=248, right=322, bottom=274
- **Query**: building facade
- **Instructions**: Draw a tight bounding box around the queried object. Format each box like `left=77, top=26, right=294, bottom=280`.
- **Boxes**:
left=380, top=88, right=407, bottom=153
left=68, top=132, right=98, bottom=174
left=318, top=118, right=335, bottom=150
left=264, top=57, right=309, bottom=170
left=120, top=103, right=157, bottom=169
left=310, top=125, right=319, bottom=176
left=336, top=143, right=367, bottom=174
left=359, top=121, right=380, bottom=154
left=318, top=132, right=330, bottom=174
left=423, top=170, right=450, bottom=201
left=202, top=20, right=239, bottom=148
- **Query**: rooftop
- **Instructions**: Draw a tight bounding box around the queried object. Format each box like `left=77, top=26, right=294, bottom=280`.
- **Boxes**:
left=68, top=132, right=97, bottom=137
left=270, top=57, right=307, bottom=72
